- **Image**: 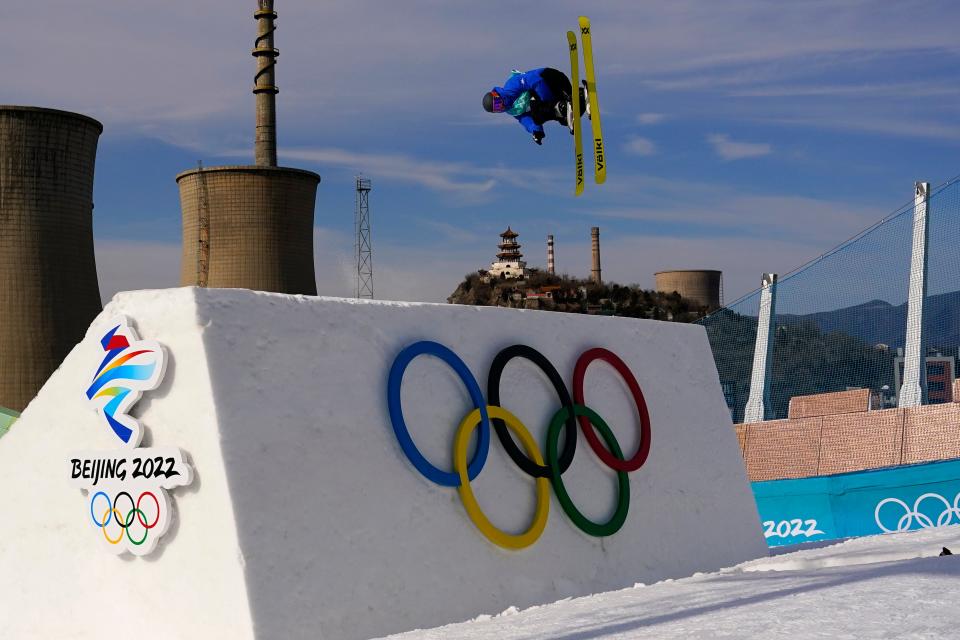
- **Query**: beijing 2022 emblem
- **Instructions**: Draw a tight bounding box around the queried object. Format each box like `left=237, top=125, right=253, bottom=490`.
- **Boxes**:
left=68, top=317, right=194, bottom=556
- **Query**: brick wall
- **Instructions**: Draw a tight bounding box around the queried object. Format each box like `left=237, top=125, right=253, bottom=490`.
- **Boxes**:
left=743, top=418, right=821, bottom=481
left=788, top=388, right=871, bottom=419
left=817, top=409, right=904, bottom=475
left=902, top=403, right=960, bottom=465
left=737, top=390, right=960, bottom=481
left=734, top=423, right=748, bottom=455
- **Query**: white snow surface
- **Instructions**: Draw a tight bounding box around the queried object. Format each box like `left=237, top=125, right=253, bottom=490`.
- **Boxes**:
left=381, top=526, right=960, bottom=639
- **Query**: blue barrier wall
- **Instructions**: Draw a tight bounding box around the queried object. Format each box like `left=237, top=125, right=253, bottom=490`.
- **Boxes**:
left=753, top=458, right=960, bottom=546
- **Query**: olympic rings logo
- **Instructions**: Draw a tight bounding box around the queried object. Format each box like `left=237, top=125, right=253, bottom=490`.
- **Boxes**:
left=89, top=490, right=163, bottom=548
left=875, top=492, right=960, bottom=533
left=387, top=341, right=651, bottom=549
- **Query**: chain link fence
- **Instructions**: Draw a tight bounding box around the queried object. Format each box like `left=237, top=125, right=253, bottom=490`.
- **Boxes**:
left=700, top=177, right=960, bottom=423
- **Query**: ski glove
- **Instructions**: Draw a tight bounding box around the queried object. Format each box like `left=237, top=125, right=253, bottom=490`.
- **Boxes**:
left=533, top=130, right=545, bottom=145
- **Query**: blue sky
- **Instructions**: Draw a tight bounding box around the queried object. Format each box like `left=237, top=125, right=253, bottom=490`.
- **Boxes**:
left=10, top=1, right=960, bottom=303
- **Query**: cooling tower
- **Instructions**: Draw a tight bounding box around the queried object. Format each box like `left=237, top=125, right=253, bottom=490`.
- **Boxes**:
left=177, top=166, right=319, bottom=294
left=0, top=106, right=103, bottom=411
left=178, top=0, right=320, bottom=295
left=655, top=270, right=722, bottom=309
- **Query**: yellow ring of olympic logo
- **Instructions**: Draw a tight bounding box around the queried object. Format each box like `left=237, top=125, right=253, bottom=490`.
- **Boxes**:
left=455, top=406, right=551, bottom=549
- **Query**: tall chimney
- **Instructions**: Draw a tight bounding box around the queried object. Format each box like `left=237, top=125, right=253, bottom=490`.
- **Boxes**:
left=547, top=234, right=555, bottom=275
left=177, top=0, right=321, bottom=296
left=590, top=226, right=602, bottom=284
left=253, top=0, right=279, bottom=166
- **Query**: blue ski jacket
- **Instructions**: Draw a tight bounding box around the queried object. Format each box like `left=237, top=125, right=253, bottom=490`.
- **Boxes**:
left=492, top=68, right=561, bottom=135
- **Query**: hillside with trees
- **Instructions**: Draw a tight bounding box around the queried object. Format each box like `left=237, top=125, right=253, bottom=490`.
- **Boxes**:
left=447, top=270, right=710, bottom=322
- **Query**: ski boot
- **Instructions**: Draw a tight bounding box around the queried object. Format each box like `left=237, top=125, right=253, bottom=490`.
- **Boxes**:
left=581, top=80, right=591, bottom=120
left=556, top=99, right=575, bottom=135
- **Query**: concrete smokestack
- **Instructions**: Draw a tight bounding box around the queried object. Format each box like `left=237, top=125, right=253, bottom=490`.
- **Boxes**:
left=178, top=0, right=321, bottom=295
left=590, top=226, right=601, bottom=285
left=253, top=0, right=279, bottom=166
left=0, top=106, right=103, bottom=411
left=547, top=234, right=555, bottom=275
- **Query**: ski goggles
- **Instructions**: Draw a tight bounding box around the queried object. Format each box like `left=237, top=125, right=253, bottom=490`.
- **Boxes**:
left=490, top=90, right=505, bottom=113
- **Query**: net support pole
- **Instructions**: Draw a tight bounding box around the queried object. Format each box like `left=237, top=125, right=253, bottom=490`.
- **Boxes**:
left=744, top=273, right=778, bottom=423
left=899, top=181, right=931, bottom=408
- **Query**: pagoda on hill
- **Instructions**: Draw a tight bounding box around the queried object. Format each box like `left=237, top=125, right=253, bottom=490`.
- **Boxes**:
left=488, top=227, right=527, bottom=280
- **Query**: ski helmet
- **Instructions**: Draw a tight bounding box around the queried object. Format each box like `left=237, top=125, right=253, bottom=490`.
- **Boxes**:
left=483, top=90, right=505, bottom=113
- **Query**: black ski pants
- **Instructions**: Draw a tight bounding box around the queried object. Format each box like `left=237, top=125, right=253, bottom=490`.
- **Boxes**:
left=530, top=68, right=572, bottom=126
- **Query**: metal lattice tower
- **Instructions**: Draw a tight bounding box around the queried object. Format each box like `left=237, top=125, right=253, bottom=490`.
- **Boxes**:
left=355, top=177, right=373, bottom=299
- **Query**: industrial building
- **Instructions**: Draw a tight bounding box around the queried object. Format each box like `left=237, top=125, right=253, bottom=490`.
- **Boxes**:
left=655, top=269, right=723, bottom=310
left=590, top=227, right=602, bottom=284
left=178, top=0, right=320, bottom=295
left=0, top=106, right=103, bottom=412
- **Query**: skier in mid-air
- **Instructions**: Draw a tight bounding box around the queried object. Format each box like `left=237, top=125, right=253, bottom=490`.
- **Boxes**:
left=482, top=67, right=588, bottom=145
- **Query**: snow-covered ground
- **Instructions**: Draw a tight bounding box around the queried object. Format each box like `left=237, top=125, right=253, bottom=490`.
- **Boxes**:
left=382, top=526, right=960, bottom=639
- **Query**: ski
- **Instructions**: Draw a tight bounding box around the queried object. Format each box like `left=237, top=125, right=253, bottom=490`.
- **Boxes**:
left=567, top=31, right=584, bottom=197
left=578, top=16, right=606, bottom=184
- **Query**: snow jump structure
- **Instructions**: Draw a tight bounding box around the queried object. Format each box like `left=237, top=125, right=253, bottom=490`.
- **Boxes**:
left=0, top=288, right=766, bottom=639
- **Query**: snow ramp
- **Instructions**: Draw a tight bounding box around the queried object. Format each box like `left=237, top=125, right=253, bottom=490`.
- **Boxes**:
left=0, top=287, right=766, bottom=639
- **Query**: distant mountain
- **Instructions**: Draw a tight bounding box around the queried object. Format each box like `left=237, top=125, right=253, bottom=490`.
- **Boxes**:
left=778, top=290, right=960, bottom=349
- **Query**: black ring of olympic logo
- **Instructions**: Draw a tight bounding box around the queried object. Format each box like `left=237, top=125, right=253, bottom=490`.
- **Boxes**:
left=487, top=345, right=578, bottom=478
left=114, top=491, right=137, bottom=528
